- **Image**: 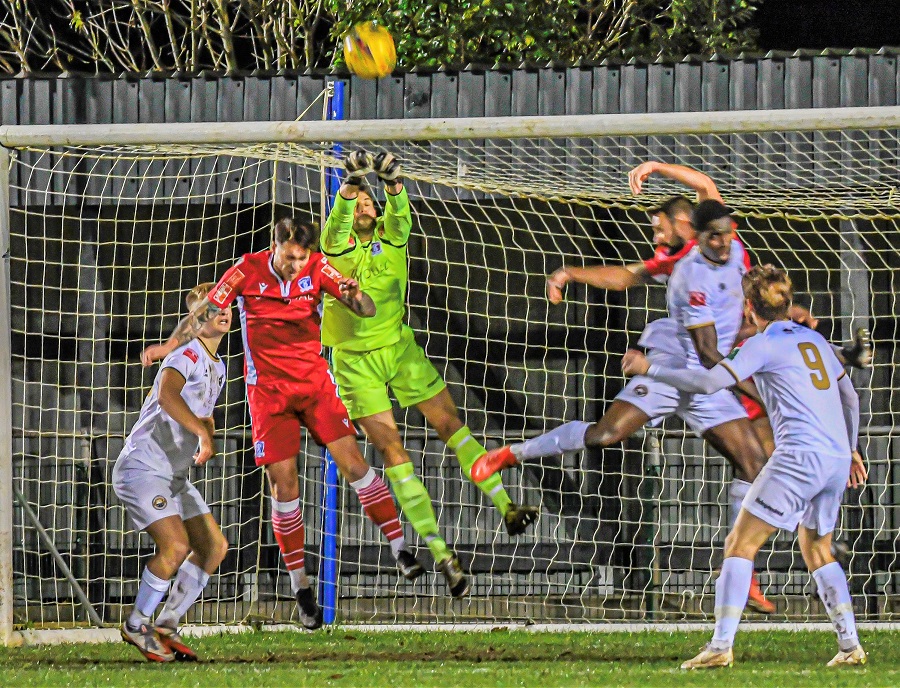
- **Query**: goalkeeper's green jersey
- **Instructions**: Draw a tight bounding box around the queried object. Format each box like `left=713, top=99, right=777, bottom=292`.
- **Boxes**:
left=320, top=188, right=412, bottom=353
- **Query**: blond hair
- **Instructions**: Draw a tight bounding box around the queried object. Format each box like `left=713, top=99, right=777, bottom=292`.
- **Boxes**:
left=185, top=282, right=216, bottom=311
left=742, top=264, right=792, bottom=321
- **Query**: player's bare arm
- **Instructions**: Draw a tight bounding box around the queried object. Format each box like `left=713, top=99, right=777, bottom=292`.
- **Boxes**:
left=629, top=161, right=723, bottom=202
left=337, top=278, right=376, bottom=317
left=689, top=323, right=763, bottom=403
left=156, top=368, right=216, bottom=465
left=547, top=263, right=649, bottom=303
left=140, top=297, right=222, bottom=366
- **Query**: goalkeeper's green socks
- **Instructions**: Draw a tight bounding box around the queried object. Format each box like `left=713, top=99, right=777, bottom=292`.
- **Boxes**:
left=385, top=462, right=451, bottom=563
left=448, top=425, right=513, bottom=516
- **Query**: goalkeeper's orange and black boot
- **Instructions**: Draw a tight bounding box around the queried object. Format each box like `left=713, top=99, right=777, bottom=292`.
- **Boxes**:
left=504, top=503, right=540, bottom=536
left=747, top=573, right=775, bottom=614
left=120, top=621, right=174, bottom=663
left=471, top=446, right=519, bottom=483
left=155, top=625, right=198, bottom=662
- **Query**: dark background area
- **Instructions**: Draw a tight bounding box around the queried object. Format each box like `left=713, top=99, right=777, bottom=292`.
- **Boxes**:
left=757, top=0, right=900, bottom=50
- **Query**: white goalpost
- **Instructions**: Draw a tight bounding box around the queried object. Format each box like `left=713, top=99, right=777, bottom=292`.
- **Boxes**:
left=0, top=105, right=898, bottom=644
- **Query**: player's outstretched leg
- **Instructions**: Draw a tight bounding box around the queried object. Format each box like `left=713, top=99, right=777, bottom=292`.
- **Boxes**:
left=472, top=401, right=650, bottom=483
left=800, top=527, right=867, bottom=667
left=419, top=390, right=539, bottom=536
left=154, top=513, right=229, bottom=660
left=264, top=460, right=322, bottom=629
left=328, top=435, right=426, bottom=581
left=357, top=412, right=469, bottom=597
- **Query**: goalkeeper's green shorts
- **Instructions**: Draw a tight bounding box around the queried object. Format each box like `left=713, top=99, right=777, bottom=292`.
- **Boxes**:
left=331, top=325, right=446, bottom=420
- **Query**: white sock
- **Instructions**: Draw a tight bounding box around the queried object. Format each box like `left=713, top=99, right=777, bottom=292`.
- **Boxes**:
left=511, top=421, right=591, bottom=460
left=728, top=480, right=751, bottom=530
left=155, top=560, right=210, bottom=630
left=128, top=566, right=170, bottom=629
left=710, top=557, right=753, bottom=650
left=813, top=561, right=860, bottom=652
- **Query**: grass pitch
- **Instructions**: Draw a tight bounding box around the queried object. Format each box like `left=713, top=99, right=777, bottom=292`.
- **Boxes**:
left=3, top=629, right=898, bottom=687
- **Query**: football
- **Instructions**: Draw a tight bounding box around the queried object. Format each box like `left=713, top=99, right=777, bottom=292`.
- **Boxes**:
left=343, top=22, right=396, bottom=79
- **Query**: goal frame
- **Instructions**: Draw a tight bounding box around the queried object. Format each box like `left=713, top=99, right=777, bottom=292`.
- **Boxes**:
left=1, top=104, right=899, bottom=645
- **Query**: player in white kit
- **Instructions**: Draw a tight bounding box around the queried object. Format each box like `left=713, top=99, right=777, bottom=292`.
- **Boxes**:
left=622, top=264, right=868, bottom=669
left=114, top=283, right=231, bottom=662
left=474, top=200, right=768, bottom=536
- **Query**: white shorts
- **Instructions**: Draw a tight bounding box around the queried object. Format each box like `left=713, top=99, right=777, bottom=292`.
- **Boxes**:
left=742, top=449, right=851, bottom=535
left=112, top=449, right=210, bottom=532
left=616, top=374, right=747, bottom=435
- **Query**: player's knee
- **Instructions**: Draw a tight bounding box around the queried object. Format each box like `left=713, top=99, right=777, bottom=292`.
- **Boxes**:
left=209, top=534, right=229, bottom=568
left=584, top=422, right=625, bottom=448
left=159, top=539, right=191, bottom=570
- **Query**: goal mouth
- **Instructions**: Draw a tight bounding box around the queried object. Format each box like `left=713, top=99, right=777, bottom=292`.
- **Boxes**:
left=0, top=107, right=895, bottom=635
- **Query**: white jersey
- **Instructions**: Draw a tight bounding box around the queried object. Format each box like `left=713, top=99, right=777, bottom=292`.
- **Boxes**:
left=121, top=340, right=226, bottom=475
left=720, top=321, right=850, bottom=457
left=667, top=242, right=748, bottom=369
left=638, top=317, right=685, bottom=358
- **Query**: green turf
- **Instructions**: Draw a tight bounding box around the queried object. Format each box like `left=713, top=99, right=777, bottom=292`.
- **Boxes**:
left=2, top=629, right=896, bottom=688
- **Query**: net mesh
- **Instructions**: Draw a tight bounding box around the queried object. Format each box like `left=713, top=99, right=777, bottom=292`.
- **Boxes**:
left=5, top=123, right=899, bottom=628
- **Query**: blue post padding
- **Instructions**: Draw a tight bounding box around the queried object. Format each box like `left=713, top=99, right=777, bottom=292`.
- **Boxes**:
left=319, top=80, right=345, bottom=625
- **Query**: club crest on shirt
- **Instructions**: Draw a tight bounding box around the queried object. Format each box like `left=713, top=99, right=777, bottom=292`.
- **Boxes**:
left=254, top=441, right=265, bottom=457
left=634, top=384, right=648, bottom=397
left=298, top=276, right=313, bottom=292
left=152, top=495, right=168, bottom=510
left=371, top=241, right=383, bottom=256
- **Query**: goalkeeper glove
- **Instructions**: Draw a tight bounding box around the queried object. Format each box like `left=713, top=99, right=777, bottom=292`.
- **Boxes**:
left=373, top=151, right=402, bottom=183
left=344, top=150, right=373, bottom=187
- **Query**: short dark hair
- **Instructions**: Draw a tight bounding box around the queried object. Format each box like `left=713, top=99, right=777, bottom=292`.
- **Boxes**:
left=692, top=199, right=732, bottom=233
left=272, top=218, right=319, bottom=249
left=652, top=195, right=694, bottom=219
left=743, top=264, right=792, bottom=321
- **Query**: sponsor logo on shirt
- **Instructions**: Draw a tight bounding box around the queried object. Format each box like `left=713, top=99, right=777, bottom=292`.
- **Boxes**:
left=321, top=262, right=343, bottom=282
left=183, top=348, right=199, bottom=363
left=226, top=268, right=245, bottom=287
left=152, top=495, right=168, bottom=510
left=213, top=284, right=232, bottom=304
left=298, top=276, right=313, bottom=292
left=689, top=291, right=707, bottom=307
left=258, top=282, right=268, bottom=293
left=254, top=441, right=265, bottom=458
left=371, top=241, right=383, bottom=256
left=342, top=418, right=350, bottom=427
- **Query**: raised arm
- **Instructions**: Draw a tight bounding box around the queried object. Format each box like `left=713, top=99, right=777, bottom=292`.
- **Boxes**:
left=546, top=263, right=649, bottom=303
left=322, top=150, right=371, bottom=255
left=140, top=296, right=222, bottom=366
left=629, top=161, right=723, bottom=203
left=157, top=368, right=216, bottom=465
left=336, top=278, right=376, bottom=317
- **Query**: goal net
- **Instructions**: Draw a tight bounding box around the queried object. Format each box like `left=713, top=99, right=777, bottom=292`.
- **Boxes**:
left=1, top=107, right=898, bottom=635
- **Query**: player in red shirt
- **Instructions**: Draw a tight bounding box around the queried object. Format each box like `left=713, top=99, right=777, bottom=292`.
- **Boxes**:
left=142, top=219, right=424, bottom=630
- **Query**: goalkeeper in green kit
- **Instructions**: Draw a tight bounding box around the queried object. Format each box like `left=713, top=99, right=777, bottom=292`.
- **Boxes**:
left=321, top=149, right=539, bottom=598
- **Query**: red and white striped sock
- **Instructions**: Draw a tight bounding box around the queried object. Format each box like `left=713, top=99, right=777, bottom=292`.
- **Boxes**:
left=351, top=468, right=406, bottom=558
left=271, top=497, right=308, bottom=592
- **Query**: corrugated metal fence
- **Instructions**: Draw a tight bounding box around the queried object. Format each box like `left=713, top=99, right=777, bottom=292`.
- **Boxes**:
left=2, top=50, right=900, bottom=127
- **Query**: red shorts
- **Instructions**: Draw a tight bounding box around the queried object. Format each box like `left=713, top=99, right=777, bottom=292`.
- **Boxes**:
left=741, top=393, right=766, bottom=422
left=247, top=371, right=356, bottom=466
